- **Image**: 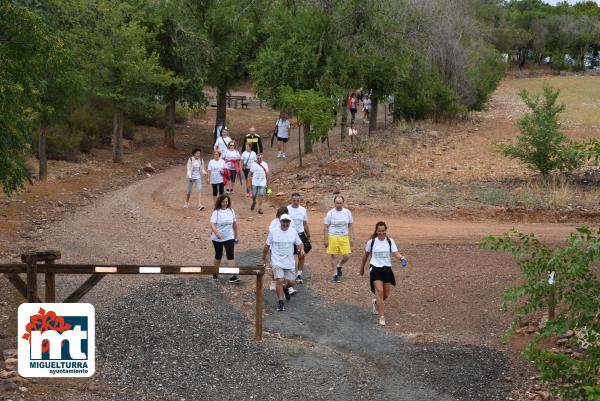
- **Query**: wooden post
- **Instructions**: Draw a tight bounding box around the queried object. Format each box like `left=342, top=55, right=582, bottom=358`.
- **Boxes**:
left=255, top=271, right=264, bottom=341
left=26, top=254, right=38, bottom=303
left=45, top=259, right=56, bottom=303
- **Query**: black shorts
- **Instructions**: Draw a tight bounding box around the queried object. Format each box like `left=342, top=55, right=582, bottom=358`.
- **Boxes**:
left=369, top=265, right=396, bottom=293
left=212, top=183, right=224, bottom=197
left=297, top=232, right=312, bottom=254
left=277, top=136, right=288, bottom=143
left=213, top=239, right=235, bottom=260
left=243, top=168, right=250, bottom=180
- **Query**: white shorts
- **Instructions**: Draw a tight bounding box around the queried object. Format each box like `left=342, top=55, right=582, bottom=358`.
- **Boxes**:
left=272, top=265, right=296, bottom=281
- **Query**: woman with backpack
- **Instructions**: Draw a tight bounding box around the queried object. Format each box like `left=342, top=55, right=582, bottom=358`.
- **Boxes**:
left=184, top=148, right=207, bottom=210
left=360, top=221, right=407, bottom=326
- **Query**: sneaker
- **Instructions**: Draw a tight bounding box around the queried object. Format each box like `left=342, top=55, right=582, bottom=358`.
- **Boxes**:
left=288, top=287, right=297, bottom=297
left=336, top=265, right=343, bottom=277
left=283, top=285, right=291, bottom=301
left=282, top=153, right=286, bottom=158
left=332, top=274, right=340, bottom=283
left=372, top=298, right=378, bottom=315
left=269, top=281, right=276, bottom=291
left=258, top=209, right=264, bottom=214
left=277, top=300, right=285, bottom=311
left=379, top=316, right=386, bottom=326
left=276, top=153, right=282, bottom=159
left=251, top=201, right=256, bottom=211
left=197, top=204, right=205, bottom=210
left=212, top=274, right=218, bottom=281
left=296, top=275, right=303, bottom=284
left=229, top=275, right=240, bottom=283
left=183, top=202, right=189, bottom=209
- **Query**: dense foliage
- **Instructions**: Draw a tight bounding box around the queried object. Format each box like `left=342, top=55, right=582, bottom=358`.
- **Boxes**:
left=3, top=0, right=600, bottom=194
left=480, top=228, right=600, bottom=400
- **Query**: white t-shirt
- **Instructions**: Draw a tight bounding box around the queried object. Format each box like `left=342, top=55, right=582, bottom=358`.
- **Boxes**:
left=214, top=136, right=232, bottom=158
left=324, top=208, right=353, bottom=236
left=266, top=227, right=301, bottom=270
left=241, top=150, right=257, bottom=170
left=363, top=99, right=371, bottom=111
left=365, top=237, right=398, bottom=268
left=287, top=205, right=307, bottom=234
left=210, top=208, right=236, bottom=242
left=276, top=119, right=291, bottom=139
left=224, top=149, right=240, bottom=170
left=191, top=158, right=202, bottom=180
left=269, top=218, right=280, bottom=232
left=249, top=161, right=268, bottom=186
left=207, top=159, right=226, bottom=184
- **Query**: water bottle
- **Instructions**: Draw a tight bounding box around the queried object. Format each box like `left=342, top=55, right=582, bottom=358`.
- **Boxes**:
left=401, top=258, right=407, bottom=268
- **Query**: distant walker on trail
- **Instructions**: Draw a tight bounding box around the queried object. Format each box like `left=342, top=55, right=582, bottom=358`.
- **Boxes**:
left=242, top=127, right=263, bottom=155
left=184, top=148, right=207, bottom=210
left=275, top=112, right=291, bottom=159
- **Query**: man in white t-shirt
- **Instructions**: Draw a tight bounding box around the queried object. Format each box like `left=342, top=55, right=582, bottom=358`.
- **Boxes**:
left=276, top=112, right=291, bottom=159
left=287, top=192, right=311, bottom=284
left=262, top=214, right=304, bottom=311
left=248, top=154, right=269, bottom=215
left=323, top=195, right=354, bottom=283
left=214, top=129, right=232, bottom=158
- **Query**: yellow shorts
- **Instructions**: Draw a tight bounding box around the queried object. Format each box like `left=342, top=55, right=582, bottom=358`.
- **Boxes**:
left=327, top=235, right=351, bottom=255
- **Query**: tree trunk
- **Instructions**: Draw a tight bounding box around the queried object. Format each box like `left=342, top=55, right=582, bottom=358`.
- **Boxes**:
left=340, top=106, right=347, bottom=142
left=112, top=106, right=124, bottom=163
left=38, top=121, right=48, bottom=181
left=216, top=86, right=227, bottom=127
left=369, top=97, right=378, bottom=134
left=298, top=124, right=302, bottom=168
left=303, top=123, right=312, bottom=154
left=164, top=85, right=176, bottom=149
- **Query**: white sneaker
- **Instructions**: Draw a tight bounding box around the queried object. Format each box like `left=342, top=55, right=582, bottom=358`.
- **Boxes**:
left=197, top=204, right=204, bottom=210
left=282, top=153, right=286, bottom=158
left=276, top=152, right=282, bottom=158
left=288, top=287, right=297, bottom=296
left=371, top=298, right=378, bottom=315
left=269, top=281, right=276, bottom=291
left=183, top=202, right=189, bottom=209
left=379, top=316, right=386, bottom=326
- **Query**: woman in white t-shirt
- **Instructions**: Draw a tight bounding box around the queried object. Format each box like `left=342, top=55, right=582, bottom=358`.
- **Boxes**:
left=359, top=221, right=406, bottom=326
left=362, top=97, right=371, bottom=122
left=241, top=143, right=257, bottom=197
left=223, top=140, right=241, bottom=194
left=210, top=194, right=240, bottom=283
left=184, top=148, right=207, bottom=210
left=207, top=149, right=226, bottom=203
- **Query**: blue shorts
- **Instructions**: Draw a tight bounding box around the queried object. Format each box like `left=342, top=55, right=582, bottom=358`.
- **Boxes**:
left=252, top=185, right=266, bottom=197
left=187, top=178, right=202, bottom=195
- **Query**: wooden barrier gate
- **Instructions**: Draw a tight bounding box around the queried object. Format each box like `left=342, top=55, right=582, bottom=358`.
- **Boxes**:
left=0, top=250, right=266, bottom=340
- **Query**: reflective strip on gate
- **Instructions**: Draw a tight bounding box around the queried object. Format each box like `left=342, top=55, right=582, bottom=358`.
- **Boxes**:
left=219, top=267, right=239, bottom=274
left=95, top=267, right=117, bottom=273
left=139, top=267, right=161, bottom=273
left=180, top=267, right=202, bottom=273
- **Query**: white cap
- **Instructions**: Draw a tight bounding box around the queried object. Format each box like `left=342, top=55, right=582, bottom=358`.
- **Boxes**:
left=279, top=214, right=292, bottom=221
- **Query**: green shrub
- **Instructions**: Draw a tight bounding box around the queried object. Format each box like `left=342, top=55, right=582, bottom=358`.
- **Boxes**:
left=465, top=43, right=505, bottom=111
left=127, top=102, right=188, bottom=128
left=31, top=125, right=81, bottom=162
left=500, top=85, right=585, bottom=176
left=480, top=227, right=600, bottom=401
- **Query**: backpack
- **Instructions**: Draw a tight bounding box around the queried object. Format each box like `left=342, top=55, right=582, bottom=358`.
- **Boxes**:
left=369, top=237, right=392, bottom=253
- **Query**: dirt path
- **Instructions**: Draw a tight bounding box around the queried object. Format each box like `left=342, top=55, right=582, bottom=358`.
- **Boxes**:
left=1, top=123, right=581, bottom=400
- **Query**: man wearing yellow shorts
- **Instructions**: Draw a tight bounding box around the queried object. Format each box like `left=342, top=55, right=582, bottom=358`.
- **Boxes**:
left=323, top=195, right=354, bottom=283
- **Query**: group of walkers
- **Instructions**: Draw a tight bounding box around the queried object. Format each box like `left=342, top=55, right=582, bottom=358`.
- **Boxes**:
left=184, top=117, right=407, bottom=326
left=347, top=89, right=371, bottom=125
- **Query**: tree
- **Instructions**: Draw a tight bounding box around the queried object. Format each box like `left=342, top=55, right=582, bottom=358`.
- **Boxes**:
left=77, top=0, right=171, bottom=163
left=500, top=85, right=583, bottom=176
left=480, top=227, right=600, bottom=401
left=0, top=1, right=62, bottom=193
left=151, top=0, right=209, bottom=148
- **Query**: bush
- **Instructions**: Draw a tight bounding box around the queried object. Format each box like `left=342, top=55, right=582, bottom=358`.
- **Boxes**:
left=31, top=125, right=81, bottom=162
left=480, top=228, right=600, bottom=401
left=394, top=68, right=464, bottom=122
left=500, top=85, right=585, bottom=176
left=127, top=102, right=188, bottom=128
